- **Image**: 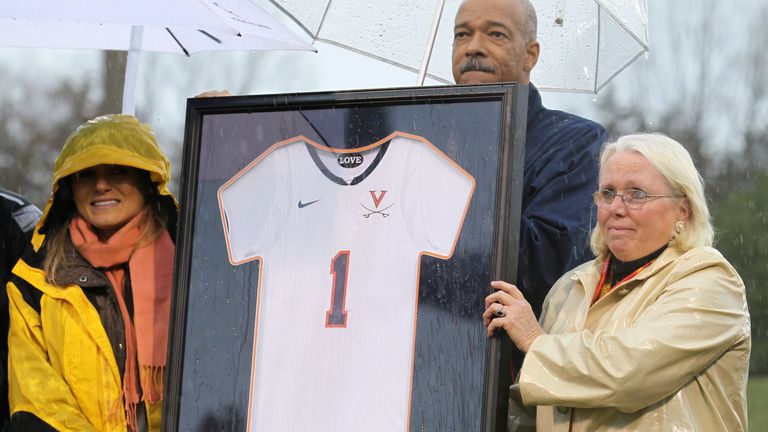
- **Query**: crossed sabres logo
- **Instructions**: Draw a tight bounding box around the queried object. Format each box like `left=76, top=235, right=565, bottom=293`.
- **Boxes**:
left=361, top=190, right=392, bottom=218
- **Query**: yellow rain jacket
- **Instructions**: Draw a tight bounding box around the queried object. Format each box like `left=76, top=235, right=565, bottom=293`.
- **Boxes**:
left=510, top=246, right=750, bottom=431
left=6, top=115, right=176, bottom=431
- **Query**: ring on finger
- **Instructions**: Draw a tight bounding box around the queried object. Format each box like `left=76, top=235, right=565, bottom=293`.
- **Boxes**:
left=493, top=304, right=506, bottom=318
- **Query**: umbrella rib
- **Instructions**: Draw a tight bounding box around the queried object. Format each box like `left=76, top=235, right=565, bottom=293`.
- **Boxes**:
left=198, top=29, right=223, bottom=44
left=596, top=50, right=648, bottom=93
left=417, top=0, right=447, bottom=85
left=593, top=0, right=649, bottom=49
left=267, top=0, right=317, bottom=38
left=424, top=72, right=453, bottom=85
left=316, top=38, right=452, bottom=84
left=316, top=38, right=420, bottom=73
left=316, top=0, right=335, bottom=36
left=591, top=2, right=649, bottom=93
left=165, top=28, right=191, bottom=56
left=595, top=3, right=601, bottom=93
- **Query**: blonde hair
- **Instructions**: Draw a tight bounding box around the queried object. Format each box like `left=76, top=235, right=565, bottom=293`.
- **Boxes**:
left=590, top=133, right=714, bottom=257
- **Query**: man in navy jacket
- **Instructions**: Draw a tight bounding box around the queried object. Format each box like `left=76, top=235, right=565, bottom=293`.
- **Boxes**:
left=0, top=189, right=40, bottom=431
left=453, top=0, right=609, bottom=317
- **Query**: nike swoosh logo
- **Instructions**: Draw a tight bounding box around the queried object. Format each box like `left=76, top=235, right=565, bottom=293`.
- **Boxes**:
left=298, top=199, right=320, bottom=208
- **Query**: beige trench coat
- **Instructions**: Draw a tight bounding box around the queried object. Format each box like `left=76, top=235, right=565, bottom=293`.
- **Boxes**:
left=511, top=246, right=750, bottom=431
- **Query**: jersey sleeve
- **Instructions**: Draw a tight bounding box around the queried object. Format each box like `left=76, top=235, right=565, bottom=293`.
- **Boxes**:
left=401, top=137, right=475, bottom=257
left=218, top=144, right=292, bottom=264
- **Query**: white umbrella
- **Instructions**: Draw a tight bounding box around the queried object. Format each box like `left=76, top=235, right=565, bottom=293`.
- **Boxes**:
left=0, top=0, right=314, bottom=114
left=268, top=0, right=649, bottom=93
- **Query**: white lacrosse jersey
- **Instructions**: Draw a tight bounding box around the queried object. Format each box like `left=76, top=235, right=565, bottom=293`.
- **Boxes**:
left=218, top=132, right=475, bottom=432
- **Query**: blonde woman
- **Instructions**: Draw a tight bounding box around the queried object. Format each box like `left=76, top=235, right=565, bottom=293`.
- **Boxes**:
left=486, top=134, right=750, bottom=431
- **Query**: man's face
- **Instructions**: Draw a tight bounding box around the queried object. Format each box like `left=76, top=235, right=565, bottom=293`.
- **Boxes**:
left=452, top=0, right=538, bottom=85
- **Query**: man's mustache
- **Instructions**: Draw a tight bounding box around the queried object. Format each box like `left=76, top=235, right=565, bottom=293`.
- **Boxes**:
left=460, top=59, right=495, bottom=74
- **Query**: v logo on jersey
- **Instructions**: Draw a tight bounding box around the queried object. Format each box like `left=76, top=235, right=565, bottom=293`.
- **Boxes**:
left=369, top=191, right=387, bottom=208
left=298, top=199, right=320, bottom=208
left=362, top=190, right=392, bottom=218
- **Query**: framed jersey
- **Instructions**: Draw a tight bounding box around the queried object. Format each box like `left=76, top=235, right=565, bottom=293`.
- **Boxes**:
left=165, top=84, right=528, bottom=432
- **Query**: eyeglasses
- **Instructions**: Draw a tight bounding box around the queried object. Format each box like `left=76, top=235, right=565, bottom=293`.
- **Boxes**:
left=593, top=188, right=681, bottom=209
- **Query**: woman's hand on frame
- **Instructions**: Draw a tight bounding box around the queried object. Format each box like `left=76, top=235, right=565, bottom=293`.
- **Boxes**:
left=483, top=280, right=545, bottom=353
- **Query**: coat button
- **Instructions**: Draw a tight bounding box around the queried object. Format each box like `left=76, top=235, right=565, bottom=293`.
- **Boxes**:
left=118, top=343, right=124, bottom=351
left=78, top=276, right=88, bottom=283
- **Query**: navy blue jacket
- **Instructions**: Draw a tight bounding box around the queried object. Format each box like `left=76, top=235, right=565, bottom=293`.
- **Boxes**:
left=1, top=189, right=40, bottom=431
left=1, top=190, right=40, bottom=283
left=518, top=85, right=608, bottom=317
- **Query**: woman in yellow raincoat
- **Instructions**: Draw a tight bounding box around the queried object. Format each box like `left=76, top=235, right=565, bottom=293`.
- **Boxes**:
left=485, top=133, right=750, bottom=431
left=6, top=115, right=177, bottom=432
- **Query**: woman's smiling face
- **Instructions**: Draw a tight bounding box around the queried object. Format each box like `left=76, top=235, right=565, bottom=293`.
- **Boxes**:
left=71, top=164, right=146, bottom=240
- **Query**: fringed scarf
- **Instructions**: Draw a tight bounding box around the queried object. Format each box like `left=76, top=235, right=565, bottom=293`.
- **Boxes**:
left=69, top=211, right=174, bottom=431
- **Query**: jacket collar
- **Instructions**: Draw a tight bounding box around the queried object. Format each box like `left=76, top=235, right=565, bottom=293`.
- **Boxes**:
left=572, top=245, right=686, bottom=299
left=526, top=83, right=544, bottom=128
left=626, top=246, right=684, bottom=281
left=52, top=235, right=111, bottom=289
left=572, top=259, right=601, bottom=298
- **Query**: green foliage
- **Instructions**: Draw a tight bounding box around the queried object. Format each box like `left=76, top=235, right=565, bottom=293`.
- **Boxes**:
left=748, top=376, right=768, bottom=430
left=711, top=171, right=768, bottom=374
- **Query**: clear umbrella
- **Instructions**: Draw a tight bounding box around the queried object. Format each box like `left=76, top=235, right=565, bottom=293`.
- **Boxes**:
left=268, top=0, right=648, bottom=93
left=0, top=0, right=314, bottom=114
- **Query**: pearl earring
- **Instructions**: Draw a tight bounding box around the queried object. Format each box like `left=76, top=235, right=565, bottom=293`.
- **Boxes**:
left=675, top=221, right=685, bottom=234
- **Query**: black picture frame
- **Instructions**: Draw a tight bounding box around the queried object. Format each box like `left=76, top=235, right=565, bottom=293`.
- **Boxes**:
left=164, top=83, right=528, bottom=432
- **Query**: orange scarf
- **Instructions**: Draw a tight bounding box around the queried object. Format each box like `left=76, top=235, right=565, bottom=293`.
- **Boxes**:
left=591, top=255, right=655, bottom=305
left=70, top=211, right=174, bottom=431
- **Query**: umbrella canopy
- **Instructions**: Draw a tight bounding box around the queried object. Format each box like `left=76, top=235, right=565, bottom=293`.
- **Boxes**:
left=268, top=0, right=649, bottom=93
left=0, top=0, right=314, bottom=113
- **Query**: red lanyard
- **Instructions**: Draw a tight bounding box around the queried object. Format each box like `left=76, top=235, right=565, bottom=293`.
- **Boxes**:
left=591, top=255, right=654, bottom=305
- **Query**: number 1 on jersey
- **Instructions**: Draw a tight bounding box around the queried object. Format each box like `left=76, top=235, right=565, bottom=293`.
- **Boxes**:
left=326, top=251, right=350, bottom=327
